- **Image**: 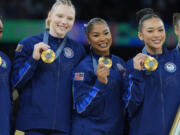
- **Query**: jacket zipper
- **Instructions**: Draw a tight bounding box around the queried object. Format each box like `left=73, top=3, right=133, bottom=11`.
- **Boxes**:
left=52, top=57, right=60, bottom=129
left=159, top=65, right=165, bottom=134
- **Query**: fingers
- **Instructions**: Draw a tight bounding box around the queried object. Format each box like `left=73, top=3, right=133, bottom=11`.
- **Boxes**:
left=96, top=64, right=110, bottom=84
left=34, top=42, right=50, bottom=52
left=33, top=42, right=50, bottom=60
left=133, top=53, right=148, bottom=70
left=97, top=64, right=109, bottom=76
left=135, top=53, right=147, bottom=61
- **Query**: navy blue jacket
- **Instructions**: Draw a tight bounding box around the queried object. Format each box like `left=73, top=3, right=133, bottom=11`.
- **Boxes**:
left=126, top=48, right=180, bottom=135
left=0, top=51, right=11, bottom=135
left=71, top=51, right=144, bottom=135
left=11, top=33, right=86, bottom=133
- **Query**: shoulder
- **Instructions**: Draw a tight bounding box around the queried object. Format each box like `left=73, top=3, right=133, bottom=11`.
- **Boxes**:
left=73, top=54, right=92, bottom=72
left=111, top=55, right=127, bottom=73
left=164, top=48, right=180, bottom=60
left=112, top=55, right=126, bottom=66
left=66, top=37, right=86, bottom=58
left=19, top=33, right=43, bottom=47
left=15, top=33, right=43, bottom=53
left=67, top=37, right=85, bottom=50
left=126, top=58, right=134, bottom=67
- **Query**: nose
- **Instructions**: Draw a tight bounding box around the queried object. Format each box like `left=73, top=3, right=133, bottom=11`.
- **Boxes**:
left=153, top=30, right=162, bottom=37
left=99, top=35, right=106, bottom=42
left=61, top=18, right=67, bottom=25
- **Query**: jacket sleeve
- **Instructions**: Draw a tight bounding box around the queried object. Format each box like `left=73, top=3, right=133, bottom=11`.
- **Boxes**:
left=72, top=69, right=109, bottom=117
left=123, top=59, right=145, bottom=118
left=11, top=40, right=39, bottom=90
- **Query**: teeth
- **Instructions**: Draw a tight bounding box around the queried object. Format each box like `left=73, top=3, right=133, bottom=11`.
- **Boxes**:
left=153, top=40, right=161, bottom=44
left=57, top=25, right=66, bottom=31
left=99, top=43, right=107, bottom=47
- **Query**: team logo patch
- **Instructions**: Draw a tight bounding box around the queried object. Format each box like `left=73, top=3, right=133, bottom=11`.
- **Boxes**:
left=64, top=47, right=74, bottom=58
left=74, top=72, right=84, bottom=81
left=15, top=44, right=23, bottom=52
left=117, top=63, right=126, bottom=76
left=117, top=63, right=126, bottom=72
left=1, top=59, right=7, bottom=69
left=164, top=62, right=176, bottom=73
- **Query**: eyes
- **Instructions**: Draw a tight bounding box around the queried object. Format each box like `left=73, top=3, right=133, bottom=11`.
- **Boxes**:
left=92, top=31, right=110, bottom=38
left=56, top=14, right=74, bottom=21
left=147, top=28, right=164, bottom=33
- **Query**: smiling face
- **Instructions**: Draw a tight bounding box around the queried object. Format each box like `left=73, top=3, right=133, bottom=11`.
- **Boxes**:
left=87, top=22, right=112, bottom=56
left=138, top=17, right=166, bottom=54
left=0, top=20, right=3, bottom=39
left=48, top=4, right=75, bottom=38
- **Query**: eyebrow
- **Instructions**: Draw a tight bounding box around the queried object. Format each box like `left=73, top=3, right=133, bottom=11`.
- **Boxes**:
left=146, top=26, right=164, bottom=29
left=91, top=29, right=109, bottom=33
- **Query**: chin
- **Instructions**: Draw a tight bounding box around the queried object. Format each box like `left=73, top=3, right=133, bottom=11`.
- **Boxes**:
left=152, top=43, right=162, bottom=48
left=57, top=33, right=65, bottom=38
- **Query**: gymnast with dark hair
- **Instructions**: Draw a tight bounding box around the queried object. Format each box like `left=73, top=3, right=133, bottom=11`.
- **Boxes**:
left=125, top=8, right=180, bottom=135
left=71, top=17, right=144, bottom=135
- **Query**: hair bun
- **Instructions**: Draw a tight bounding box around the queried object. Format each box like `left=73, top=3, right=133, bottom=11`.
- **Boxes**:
left=136, top=8, right=154, bottom=22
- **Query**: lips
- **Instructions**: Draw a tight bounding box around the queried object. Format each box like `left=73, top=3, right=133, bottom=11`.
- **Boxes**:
left=152, top=39, right=161, bottom=44
left=57, top=25, right=67, bottom=31
left=98, top=42, right=108, bottom=48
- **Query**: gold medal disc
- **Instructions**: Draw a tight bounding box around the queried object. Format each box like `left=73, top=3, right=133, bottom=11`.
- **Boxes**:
left=144, top=56, right=158, bottom=71
left=98, top=57, right=112, bottom=68
left=14, top=130, right=25, bottom=135
left=0, top=57, right=2, bottom=66
left=41, top=49, right=55, bottom=63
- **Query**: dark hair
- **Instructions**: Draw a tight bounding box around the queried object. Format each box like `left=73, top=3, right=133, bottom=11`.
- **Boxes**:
left=173, top=13, right=180, bottom=28
left=85, top=18, right=108, bottom=37
left=136, top=8, right=162, bottom=32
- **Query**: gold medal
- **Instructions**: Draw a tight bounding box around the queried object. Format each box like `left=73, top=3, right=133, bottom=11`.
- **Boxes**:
left=14, top=130, right=25, bottom=135
left=41, top=49, right=55, bottom=63
left=98, top=57, right=112, bottom=68
left=0, top=57, right=2, bottom=66
left=144, top=56, right=158, bottom=71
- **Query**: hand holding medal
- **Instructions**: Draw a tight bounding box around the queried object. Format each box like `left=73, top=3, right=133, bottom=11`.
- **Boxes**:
left=133, top=53, right=158, bottom=71
left=33, top=42, right=56, bottom=63
left=96, top=57, right=112, bottom=84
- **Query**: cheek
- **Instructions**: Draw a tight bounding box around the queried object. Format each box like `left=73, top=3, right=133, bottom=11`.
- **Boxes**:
left=162, top=32, right=166, bottom=38
left=68, top=21, right=74, bottom=28
left=109, top=36, right=112, bottom=43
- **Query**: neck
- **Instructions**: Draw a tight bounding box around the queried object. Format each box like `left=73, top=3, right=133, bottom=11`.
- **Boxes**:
left=93, top=49, right=110, bottom=57
left=49, top=29, right=64, bottom=38
left=146, top=45, right=163, bottom=55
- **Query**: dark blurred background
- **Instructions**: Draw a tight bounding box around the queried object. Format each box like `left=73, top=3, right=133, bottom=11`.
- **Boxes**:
left=0, top=0, right=180, bottom=61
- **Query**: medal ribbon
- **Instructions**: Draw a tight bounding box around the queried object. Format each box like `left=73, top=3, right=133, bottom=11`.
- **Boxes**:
left=43, top=30, right=67, bottom=60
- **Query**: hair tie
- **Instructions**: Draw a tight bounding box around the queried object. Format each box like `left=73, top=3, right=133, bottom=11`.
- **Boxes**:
left=81, top=24, right=87, bottom=30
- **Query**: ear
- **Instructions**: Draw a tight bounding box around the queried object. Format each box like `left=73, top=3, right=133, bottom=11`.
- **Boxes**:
left=48, top=12, right=51, bottom=20
left=174, top=25, right=179, bottom=36
left=138, top=32, right=144, bottom=41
